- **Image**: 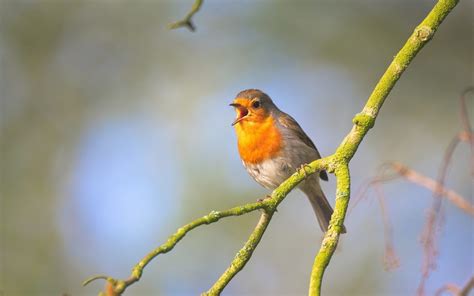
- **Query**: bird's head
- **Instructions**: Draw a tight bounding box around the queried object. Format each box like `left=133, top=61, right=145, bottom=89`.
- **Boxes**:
left=229, top=89, right=276, bottom=126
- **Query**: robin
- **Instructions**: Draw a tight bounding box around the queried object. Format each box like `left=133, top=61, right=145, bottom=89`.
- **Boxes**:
left=230, top=89, right=346, bottom=233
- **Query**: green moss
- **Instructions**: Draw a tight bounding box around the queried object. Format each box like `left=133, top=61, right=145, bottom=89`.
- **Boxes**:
left=352, top=113, right=375, bottom=128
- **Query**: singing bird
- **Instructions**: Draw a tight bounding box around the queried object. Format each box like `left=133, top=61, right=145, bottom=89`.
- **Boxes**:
left=230, top=89, right=345, bottom=233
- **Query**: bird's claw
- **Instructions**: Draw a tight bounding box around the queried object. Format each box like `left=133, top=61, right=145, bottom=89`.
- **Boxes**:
left=299, top=163, right=312, bottom=177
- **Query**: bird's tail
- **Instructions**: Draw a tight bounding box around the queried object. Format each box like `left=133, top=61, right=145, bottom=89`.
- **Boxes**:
left=301, top=179, right=346, bottom=233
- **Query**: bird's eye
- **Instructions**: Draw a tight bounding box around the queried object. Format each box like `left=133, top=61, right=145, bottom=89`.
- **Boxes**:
left=251, top=100, right=261, bottom=108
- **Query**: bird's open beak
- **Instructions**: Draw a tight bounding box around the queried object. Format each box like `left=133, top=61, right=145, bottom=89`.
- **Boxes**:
left=229, top=103, right=249, bottom=126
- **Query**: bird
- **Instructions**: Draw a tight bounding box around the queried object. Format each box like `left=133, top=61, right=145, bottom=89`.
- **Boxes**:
left=230, top=89, right=346, bottom=233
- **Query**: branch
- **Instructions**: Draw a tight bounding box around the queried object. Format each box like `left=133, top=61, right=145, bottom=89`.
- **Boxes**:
left=435, top=276, right=474, bottom=296
left=168, top=0, right=203, bottom=32
left=201, top=159, right=332, bottom=294
left=375, top=187, right=400, bottom=271
left=459, top=277, right=474, bottom=296
left=309, top=165, right=350, bottom=294
left=84, top=160, right=328, bottom=295
left=202, top=211, right=273, bottom=295
left=460, top=87, right=474, bottom=176
left=309, top=0, right=459, bottom=294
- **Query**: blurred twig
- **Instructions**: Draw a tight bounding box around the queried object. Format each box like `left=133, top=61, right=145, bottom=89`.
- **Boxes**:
left=435, top=276, right=474, bottom=296
left=374, top=184, right=400, bottom=271
left=459, top=277, right=474, bottom=296
left=352, top=161, right=473, bottom=274
left=460, top=87, right=474, bottom=176
left=368, top=162, right=474, bottom=215
left=418, top=88, right=473, bottom=296
left=168, top=0, right=203, bottom=32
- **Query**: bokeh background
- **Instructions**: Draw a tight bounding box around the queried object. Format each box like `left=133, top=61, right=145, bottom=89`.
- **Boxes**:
left=1, top=0, right=472, bottom=295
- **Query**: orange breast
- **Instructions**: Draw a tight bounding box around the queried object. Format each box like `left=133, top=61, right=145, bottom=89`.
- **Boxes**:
left=235, top=116, right=283, bottom=164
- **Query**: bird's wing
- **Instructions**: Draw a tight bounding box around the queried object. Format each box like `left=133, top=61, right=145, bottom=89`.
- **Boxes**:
left=278, top=113, right=329, bottom=181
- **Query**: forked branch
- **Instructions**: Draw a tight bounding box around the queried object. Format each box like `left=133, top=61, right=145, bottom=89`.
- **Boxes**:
left=309, top=0, right=459, bottom=294
left=168, top=0, right=204, bottom=31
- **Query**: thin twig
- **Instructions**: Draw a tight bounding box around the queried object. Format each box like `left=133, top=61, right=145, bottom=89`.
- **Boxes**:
left=389, top=162, right=474, bottom=215
left=168, top=0, right=204, bottom=32
left=435, top=276, right=474, bottom=296
left=374, top=184, right=400, bottom=271
left=459, top=277, right=474, bottom=296
left=460, top=87, right=474, bottom=176
left=418, top=89, right=474, bottom=296
left=352, top=161, right=473, bottom=276
left=435, top=284, right=461, bottom=296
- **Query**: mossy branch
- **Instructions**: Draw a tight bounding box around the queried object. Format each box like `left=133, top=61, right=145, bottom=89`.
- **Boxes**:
left=202, top=211, right=274, bottom=295
left=168, top=0, right=203, bottom=32
left=84, top=0, right=459, bottom=294
left=309, top=0, right=459, bottom=295
left=84, top=160, right=328, bottom=295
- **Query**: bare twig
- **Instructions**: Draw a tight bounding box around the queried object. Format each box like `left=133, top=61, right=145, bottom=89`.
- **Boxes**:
left=352, top=161, right=473, bottom=277
left=460, top=87, right=474, bottom=175
left=389, top=162, right=474, bottom=215
left=418, top=88, right=474, bottom=296
left=435, top=284, right=462, bottom=296
left=435, top=276, right=474, bottom=296
left=168, top=0, right=203, bottom=32
left=374, top=184, right=400, bottom=271
left=459, top=277, right=474, bottom=296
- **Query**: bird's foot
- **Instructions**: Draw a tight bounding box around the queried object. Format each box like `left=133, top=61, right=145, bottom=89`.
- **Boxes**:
left=299, top=163, right=312, bottom=177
